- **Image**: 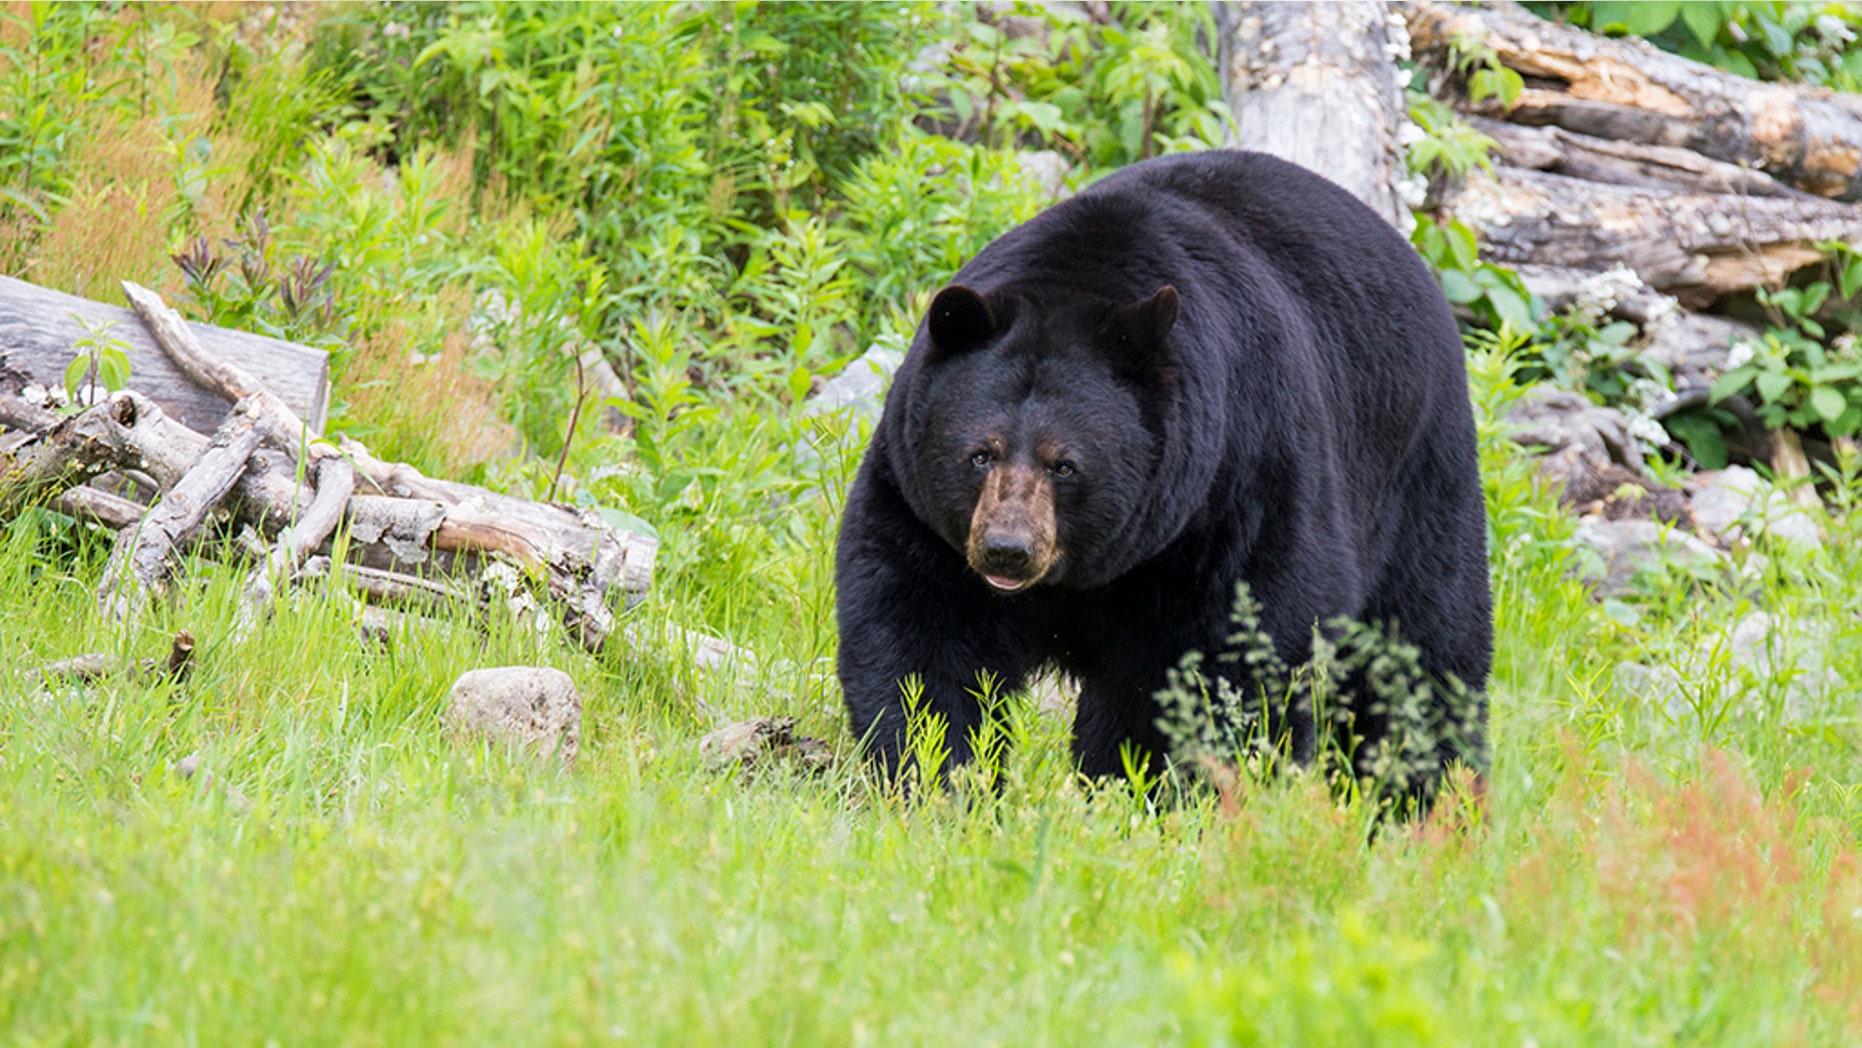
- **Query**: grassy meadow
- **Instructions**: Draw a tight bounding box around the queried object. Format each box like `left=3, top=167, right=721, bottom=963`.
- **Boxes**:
left=3, top=3, right=1861, bottom=1044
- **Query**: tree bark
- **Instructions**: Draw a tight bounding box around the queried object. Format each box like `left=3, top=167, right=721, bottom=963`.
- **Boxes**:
left=1214, top=1, right=1415, bottom=227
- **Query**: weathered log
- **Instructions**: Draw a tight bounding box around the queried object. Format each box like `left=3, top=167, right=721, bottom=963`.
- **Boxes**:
left=1471, top=117, right=1809, bottom=199
left=38, top=630, right=194, bottom=685
left=1441, top=163, right=1862, bottom=306
left=121, top=281, right=312, bottom=448
left=338, top=436, right=657, bottom=611
left=52, top=484, right=147, bottom=530
left=1215, top=1, right=1414, bottom=226
left=1406, top=0, right=1862, bottom=201
left=0, top=274, right=328, bottom=436
left=97, top=408, right=265, bottom=621
left=240, top=450, right=354, bottom=621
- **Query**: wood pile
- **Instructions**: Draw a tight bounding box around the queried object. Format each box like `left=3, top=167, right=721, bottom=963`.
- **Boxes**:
left=1401, top=0, right=1862, bottom=484
left=0, top=278, right=657, bottom=651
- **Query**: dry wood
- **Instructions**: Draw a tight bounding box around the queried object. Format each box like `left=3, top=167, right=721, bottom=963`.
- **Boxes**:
left=1769, top=427, right=1825, bottom=512
left=52, top=484, right=147, bottom=529
left=121, top=280, right=313, bottom=447
left=1440, top=163, right=1862, bottom=306
left=1407, top=0, right=1862, bottom=201
left=38, top=629, right=194, bottom=685
left=240, top=449, right=354, bottom=621
left=0, top=274, right=328, bottom=435
left=1216, top=1, right=1413, bottom=226
left=1471, top=116, right=1808, bottom=198
left=97, top=408, right=265, bottom=621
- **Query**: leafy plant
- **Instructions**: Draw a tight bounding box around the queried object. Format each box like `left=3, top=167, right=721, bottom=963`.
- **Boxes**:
left=61, top=316, right=131, bottom=410
left=1410, top=214, right=1538, bottom=331
left=1543, top=1, right=1862, bottom=88
left=1710, top=283, right=1862, bottom=438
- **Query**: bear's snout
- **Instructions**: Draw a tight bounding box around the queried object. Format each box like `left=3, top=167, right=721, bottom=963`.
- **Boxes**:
left=966, top=464, right=1058, bottom=592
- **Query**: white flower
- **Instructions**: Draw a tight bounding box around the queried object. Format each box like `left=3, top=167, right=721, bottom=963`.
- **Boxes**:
left=1629, top=413, right=1670, bottom=453
left=1725, top=338, right=1757, bottom=370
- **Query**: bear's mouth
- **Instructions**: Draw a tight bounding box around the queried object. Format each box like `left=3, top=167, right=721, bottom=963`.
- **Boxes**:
left=984, top=573, right=1031, bottom=593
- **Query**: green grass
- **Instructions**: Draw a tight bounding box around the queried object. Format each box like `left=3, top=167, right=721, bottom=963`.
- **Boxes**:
left=4, top=360, right=1862, bottom=1045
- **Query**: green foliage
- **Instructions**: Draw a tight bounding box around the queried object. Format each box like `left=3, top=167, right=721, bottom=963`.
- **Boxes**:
left=1410, top=214, right=1539, bottom=331
left=60, top=316, right=131, bottom=409
left=931, top=1, right=1230, bottom=168
left=0, top=2, right=200, bottom=266
left=1544, top=1, right=1862, bottom=88
left=1405, top=96, right=1498, bottom=181
left=10, top=6, right=1862, bottom=1042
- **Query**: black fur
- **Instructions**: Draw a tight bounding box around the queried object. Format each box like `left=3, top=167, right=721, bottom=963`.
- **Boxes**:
left=836, top=150, right=1491, bottom=801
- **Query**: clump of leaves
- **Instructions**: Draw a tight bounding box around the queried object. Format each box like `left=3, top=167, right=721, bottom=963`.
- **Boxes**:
left=1542, top=1, right=1862, bottom=89
left=61, top=316, right=131, bottom=410
left=1410, top=214, right=1538, bottom=331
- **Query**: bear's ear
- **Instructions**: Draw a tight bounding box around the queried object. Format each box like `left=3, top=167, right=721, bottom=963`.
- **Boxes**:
left=926, top=285, right=997, bottom=361
left=1106, top=285, right=1180, bottom=372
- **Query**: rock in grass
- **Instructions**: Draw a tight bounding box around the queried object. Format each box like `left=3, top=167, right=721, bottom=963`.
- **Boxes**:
left=1572, top=518, right=1724, bottom=598
left=445, top=667, right=581, bottom=765
left=699, top=716, right=832, bottom=776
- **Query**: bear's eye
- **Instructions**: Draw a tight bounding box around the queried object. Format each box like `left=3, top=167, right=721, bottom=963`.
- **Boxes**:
left=970, top=450, right=993, bottom=468
left=1050, top=460, right=1076, bottom=478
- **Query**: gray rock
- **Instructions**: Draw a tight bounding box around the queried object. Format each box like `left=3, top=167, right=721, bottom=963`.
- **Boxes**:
left=1723, top=611, right=1835, bottom=719
left=1690, top=466, right=1822, bottom=549
left=1613, top=660, right=1686, bottom=715
left=795, top=344, right=905, bottom=473
left=699, top=716, right=832, bottom=776
left=802, top=344, right=903, bottom=423
left=1015, top=150, right=1072, bottom=200
left=1571, top=518, right=1724, bottom=597
left=1618, top=612, right=1837, bottom=726
left=1504, top=386, right=1645, bottom=473
left=445, top=666, right=581, bottom=765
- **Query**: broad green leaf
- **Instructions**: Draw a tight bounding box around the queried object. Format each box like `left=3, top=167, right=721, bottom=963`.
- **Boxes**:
left=1487, top=286, right=1533, bottom=330
left=1757, top=370, right=1793, bottom=404
left=63, top=356, right=89, bottom=400
left=1439, top=269, right=1481, bottom=304
left=1841, top=257, right=1862, bottom=300
left=1709, top=366, right=1756, bottom=404
left=1811, top=384, right=1847, bottom=422
left=1681, top=2, right=1724, bottom=48
left=1446, top=222, right=1479, bottom=271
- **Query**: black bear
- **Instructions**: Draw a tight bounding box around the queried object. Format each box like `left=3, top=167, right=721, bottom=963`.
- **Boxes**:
left=836, top=150, right=1491, bottom=805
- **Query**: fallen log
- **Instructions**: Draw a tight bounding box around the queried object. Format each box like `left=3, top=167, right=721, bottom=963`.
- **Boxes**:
left=1440, top=163, right=1862, bottom=306
left=0, top=274, right=329, bottom=436
left=1406, top=0, right=1862, bottom=201
left=1471, top=116, right=1809, bottom=199
left=97, top=406, right=264, bottom=622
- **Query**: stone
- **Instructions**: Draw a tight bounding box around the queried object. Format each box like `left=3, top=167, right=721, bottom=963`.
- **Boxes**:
left=1571, top=518, right=1724, bottom=598
left=699, top=716, right=832, bottom=776
left=1015, top=150, right=1072, bottom=200
left=1504, top=385, right=1645, bottom=473
left=1616, top=612, right=1838, bottom=726
left=1689, top=466, right=1822, bottom=549
left=445, top=666, right=582, bottom=765
left=795, top=343, right=905, bottom=473
left=803, top=344, right=904, bottom=423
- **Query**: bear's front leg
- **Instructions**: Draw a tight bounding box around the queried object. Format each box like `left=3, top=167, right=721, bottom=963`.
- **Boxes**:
left=837, top=480, right=1033, bottom=780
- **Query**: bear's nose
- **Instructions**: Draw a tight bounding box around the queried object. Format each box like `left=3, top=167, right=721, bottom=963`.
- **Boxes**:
left=981, top=533, right=1033, bottom=574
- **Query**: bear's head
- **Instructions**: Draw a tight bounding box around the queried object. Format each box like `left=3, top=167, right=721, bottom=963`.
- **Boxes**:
left=904, top=282, right=1180, bottom=593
